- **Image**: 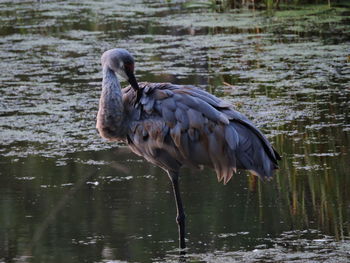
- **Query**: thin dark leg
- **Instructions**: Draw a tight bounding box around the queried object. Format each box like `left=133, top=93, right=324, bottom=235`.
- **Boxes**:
left=168, top=171, right=186, bottom=249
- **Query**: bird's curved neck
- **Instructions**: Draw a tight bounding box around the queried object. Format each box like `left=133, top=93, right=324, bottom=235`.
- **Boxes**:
left=96, top=66, right=127, bottom=140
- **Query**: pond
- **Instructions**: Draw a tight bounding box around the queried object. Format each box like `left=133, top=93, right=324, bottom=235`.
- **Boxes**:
left=0, top=0, right=350, bottom=262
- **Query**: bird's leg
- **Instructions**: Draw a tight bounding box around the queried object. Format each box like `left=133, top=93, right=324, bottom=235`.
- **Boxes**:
left=168, top=171, right=186, bottom=249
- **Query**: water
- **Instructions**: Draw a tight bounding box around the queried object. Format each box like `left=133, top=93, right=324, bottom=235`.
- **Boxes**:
left=0, top=1, right=350, bottom=262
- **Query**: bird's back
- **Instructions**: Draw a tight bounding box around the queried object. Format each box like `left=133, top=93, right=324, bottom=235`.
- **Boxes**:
left=122, top=82, right=280, bottom=184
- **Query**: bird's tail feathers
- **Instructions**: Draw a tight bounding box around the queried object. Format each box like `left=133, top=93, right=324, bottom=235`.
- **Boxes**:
left=213, top=122, right=278, bottom=184
left=234, top=122, right=277, bottom=179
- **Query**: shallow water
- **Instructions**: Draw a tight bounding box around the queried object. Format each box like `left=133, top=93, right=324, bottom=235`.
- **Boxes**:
left=0, top=1, right=350, bottom=262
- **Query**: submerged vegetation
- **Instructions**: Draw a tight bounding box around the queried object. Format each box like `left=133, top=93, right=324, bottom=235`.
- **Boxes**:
left=183, top=0, right=350, bottom=10
left=178, top=0, right=350, bottom=42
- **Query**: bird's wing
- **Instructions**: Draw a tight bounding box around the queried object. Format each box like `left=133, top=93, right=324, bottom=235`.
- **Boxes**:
left=123, top=83, right=279, bottom=183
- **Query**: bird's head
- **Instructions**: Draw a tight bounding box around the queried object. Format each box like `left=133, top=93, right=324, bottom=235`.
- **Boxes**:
left=101, top=48, right=139, bottom=91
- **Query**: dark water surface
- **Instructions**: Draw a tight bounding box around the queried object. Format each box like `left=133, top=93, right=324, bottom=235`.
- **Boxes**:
left=1, top=1, right=350, bottom=262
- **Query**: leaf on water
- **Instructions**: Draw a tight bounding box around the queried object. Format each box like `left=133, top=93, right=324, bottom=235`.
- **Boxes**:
left=183, top=1, right=215, bottom=9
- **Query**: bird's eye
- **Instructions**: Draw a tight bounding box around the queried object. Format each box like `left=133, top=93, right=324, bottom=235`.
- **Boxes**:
left=124, top=63, right=134, bottom=73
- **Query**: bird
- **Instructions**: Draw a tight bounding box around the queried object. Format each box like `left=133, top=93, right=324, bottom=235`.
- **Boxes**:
left=96, top=48, right=281, bottom=249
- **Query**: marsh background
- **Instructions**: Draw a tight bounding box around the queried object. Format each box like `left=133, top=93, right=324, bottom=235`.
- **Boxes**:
left=0, top=0, right=349, bottom=262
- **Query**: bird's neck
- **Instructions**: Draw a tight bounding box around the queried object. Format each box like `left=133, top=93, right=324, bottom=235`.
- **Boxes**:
left=96, top=66, right=127, bottom=140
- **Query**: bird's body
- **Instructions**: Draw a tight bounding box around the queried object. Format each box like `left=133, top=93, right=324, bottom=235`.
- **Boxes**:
left=96, top=48, right=281, bottom=249
left=98, top=80, right=279, bottom=183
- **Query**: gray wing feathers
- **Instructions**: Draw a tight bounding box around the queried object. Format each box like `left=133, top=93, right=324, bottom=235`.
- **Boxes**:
left=232, top=122, right=275, bottom=178
left=170, top=123, right=182, bottom=147
left=143, top=97, right=155, bottom=114
left=182, top=85, right=231, bottom=108
left=225, top=125, right=239, bottom=150
left=174, top=108, right=189, bottom=131
left=125, top=83, right=279, bottom=183
left=161, top=106, right=175, bottom=125
left=222, top=108, right=280, bottom=164
left=210, top=125, right=234, bottom=184
left=187, top=109, right=205, bottom=130
left=173, top=93, right=229, bottom=125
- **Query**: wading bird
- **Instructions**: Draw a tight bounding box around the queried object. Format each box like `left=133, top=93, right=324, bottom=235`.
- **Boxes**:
left=96, top=48, right=281, bottom=249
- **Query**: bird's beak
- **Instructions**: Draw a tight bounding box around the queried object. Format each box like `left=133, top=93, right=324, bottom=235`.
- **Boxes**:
left=127, top=72, right=140, bottom=91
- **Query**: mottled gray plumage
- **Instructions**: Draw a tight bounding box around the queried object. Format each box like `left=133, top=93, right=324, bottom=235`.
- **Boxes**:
left=98, top=80, right=280, bottom=183
left=96, top=48, right=281, bottom=249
